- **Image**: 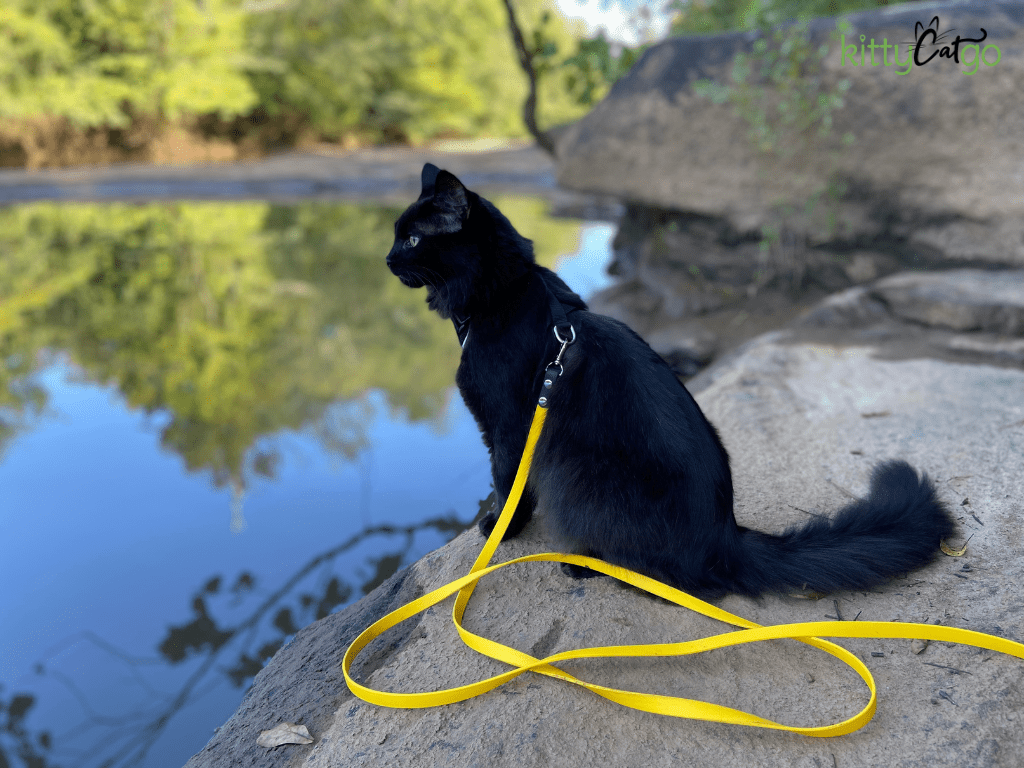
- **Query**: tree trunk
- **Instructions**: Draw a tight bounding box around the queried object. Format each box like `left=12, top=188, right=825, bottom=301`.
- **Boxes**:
left=500, top=0, right=557, bottom=157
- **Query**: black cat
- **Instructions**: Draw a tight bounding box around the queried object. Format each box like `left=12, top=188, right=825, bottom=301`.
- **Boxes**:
left=386, top=163, right=955, bottom=598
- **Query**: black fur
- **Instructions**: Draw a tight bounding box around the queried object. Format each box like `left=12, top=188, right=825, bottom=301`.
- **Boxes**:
left=386, top=164, right=956, bottom=599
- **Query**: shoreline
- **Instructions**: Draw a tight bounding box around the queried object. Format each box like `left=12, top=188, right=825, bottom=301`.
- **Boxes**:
left=0, top=143, right=578, bottom=206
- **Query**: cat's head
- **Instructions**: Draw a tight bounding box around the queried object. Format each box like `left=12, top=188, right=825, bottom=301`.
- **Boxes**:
left=386, top=163, right=533, bottom=319
left=386, top=164, right=471, bottom=290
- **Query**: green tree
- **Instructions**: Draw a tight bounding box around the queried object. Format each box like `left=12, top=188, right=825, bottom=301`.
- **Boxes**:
left=0, top=0, right=256, bottom=126
left=0, top=198, right=583, bottom=486
left=244, top=0, right=589, bottom=145
left=1, top=0, right=600, bottom=165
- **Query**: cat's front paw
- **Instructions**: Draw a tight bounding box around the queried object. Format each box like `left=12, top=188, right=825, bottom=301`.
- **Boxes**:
left=560, top=562, right=602, bottom=580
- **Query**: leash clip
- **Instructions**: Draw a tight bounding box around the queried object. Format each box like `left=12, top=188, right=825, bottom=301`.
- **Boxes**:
left=553, top=324, right=576, bottom=358
left=538, top=324, right=575, bottom=408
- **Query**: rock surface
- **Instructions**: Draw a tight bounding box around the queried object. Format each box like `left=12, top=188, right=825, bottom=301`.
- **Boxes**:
left=873, top=270, right=1024, bottom=334
left=796, top=269, right=1024, bottom=367
left=186, top=270, right=1024, bottom=768
left=558, top=1, right=1024, bottom=366
left=556, top=1, right=1024, bottom=266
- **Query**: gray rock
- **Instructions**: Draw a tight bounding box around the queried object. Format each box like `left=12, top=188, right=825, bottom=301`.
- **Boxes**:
left=944, top=333, right=1024, bottom=364
left=586, top=283, right=720, bottom=377
left=842, top=252, right=897, bottom=284
left=797, top=284, right=893, bottom=329
left=187, top=328, right=1024, bottom=768
left=644, top=320, right=719, bottom=375
left=873, top=270, right=1024, bottom=334
left=556, top=0, right=1024, bottom=265
left=587, top=278, right=666, bottom=333
left=636, top=250, right=728, bottom=319
left=182, top=562, right=432, bottom=767
left=795, top=268, right=1024, bottom=368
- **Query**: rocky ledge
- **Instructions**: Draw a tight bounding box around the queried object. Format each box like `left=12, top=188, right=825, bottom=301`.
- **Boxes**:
left=556, top=1, right=1024, bottom=265
left=552, top=0, right=1024, bottom=370
left=791, top=268, right=1024, bottom=367
left=185, top=268, right=1024, bottom=768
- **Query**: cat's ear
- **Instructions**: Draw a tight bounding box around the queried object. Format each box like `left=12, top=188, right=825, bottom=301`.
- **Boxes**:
left=420, top=163, right=441, bottom=199
left=433, top=170, right=471, bottom=222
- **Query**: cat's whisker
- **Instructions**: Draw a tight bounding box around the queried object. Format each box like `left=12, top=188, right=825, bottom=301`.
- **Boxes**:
left=420, top=266, right=446, bottom=288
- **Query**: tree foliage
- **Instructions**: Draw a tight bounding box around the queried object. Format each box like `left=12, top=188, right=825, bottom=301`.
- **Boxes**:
left=0, top=198, right=582, bottom=485
left=0, top=0, right=256, bottom=126
left=0, top=0, right=594, bottom=164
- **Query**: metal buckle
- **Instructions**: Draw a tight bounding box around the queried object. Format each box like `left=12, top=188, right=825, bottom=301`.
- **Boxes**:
left=553, top=325, right=576, bottom=346
left=551, top=324, right=575, bottom=369
left=539, top=324, right=576, bottom=408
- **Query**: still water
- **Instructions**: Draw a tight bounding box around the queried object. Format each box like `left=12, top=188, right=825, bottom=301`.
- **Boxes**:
left=0, top=198, right=613, bottom=768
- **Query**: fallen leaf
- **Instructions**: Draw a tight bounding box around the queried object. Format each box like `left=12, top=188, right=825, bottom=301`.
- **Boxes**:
left=911, top=639, right=929, bottom=655
left=257, top=723, right=314, bottom=748
left=940, top=539, right=968, bottom=557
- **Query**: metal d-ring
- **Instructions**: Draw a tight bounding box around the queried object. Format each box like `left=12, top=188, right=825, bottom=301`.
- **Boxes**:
left=553, top=324, right=576, bottom=346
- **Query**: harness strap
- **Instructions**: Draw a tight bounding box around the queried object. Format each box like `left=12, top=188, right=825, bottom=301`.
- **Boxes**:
left=539, top=273, right=578, bottom=339
left=451, top=314, right=471, bottom=348
left=451, top=273, right=576, bottom=351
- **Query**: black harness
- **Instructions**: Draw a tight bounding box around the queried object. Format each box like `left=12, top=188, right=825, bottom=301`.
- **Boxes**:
left=451, top=272, right=579, bottom=351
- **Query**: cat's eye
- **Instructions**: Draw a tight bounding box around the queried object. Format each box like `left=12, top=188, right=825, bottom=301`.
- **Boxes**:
left=405, top=235, right=420, bottom=248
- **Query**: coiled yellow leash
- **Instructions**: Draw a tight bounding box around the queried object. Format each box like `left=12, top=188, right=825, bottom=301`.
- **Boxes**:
left=343, top=338, right=1024, bottom=735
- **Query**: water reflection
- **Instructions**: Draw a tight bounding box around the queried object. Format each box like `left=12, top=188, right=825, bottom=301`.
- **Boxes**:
left=0, top=199, right=610, bottom=768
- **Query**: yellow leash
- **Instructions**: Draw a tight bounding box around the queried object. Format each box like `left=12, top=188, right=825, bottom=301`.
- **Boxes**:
left=344, top=402, right=1024, bottom=735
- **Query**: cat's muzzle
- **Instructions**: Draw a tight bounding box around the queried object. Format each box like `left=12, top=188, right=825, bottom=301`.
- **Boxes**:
left=386, top=257, right=427, bottom=288
left=393, top=270, right=426, bottom=288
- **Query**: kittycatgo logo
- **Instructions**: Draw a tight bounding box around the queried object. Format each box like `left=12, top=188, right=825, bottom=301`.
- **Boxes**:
left=841, top=16, right=1000, bottom=75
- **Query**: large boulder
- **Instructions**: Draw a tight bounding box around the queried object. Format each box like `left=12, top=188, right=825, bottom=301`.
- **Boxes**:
left=556, top=0, right=1024, bottom=266
left=186, top=271, right=1024, bottom=768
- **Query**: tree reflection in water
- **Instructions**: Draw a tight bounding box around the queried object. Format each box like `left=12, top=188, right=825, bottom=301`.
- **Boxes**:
left=0, top=198, right=582, bottom=768
left=3, top=498, right=491, bottom=768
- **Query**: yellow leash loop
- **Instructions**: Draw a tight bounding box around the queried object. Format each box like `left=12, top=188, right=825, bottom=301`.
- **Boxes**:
left=344, top=404, right=1024, bottom=735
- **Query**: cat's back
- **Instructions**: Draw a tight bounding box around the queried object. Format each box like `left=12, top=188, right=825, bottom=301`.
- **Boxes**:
left=553, top=309, right=708, bottom=433
left=571, top=311, right=676, bottom=387
left=530, top=267, right=710, bottom=442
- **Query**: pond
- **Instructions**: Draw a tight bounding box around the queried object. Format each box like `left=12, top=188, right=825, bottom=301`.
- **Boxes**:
left=0, top=198, right=614, bottom=768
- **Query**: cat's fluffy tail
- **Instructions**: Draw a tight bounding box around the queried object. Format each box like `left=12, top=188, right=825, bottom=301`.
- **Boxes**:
left=733, top=460, right=955, bottom=596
